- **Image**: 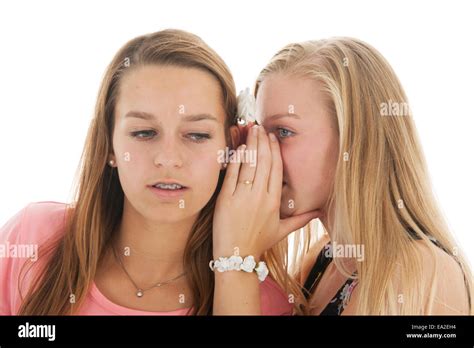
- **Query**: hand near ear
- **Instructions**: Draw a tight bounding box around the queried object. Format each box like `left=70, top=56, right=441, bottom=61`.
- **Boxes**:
left=214, top=124, right=322, bottom=260
left=212, top=124, right=322, bottom=315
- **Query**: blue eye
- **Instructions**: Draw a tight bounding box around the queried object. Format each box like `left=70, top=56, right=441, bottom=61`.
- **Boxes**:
left=277, top=127, right=295, bottom=138
left=187, top=133, right=211, bottom=143
left=130, top=130, right=157, bottom=140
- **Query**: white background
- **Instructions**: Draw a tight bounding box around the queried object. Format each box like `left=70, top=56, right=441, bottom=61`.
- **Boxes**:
left=0, top=0, right=472, bottom=265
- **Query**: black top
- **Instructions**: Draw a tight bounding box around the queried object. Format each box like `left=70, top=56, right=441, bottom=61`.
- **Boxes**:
left=302, top=243, right=358, bottom=315
left=302, top=235, right=455, bottom=315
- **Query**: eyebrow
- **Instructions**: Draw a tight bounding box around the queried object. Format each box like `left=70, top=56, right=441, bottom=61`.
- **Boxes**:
left=182, top=114, right=218, bottom=122
left=124, top=111, right=155, bottom=120
left=263, top=113, right=301, bottom=122
left=124, top=111, right=218, bottom=122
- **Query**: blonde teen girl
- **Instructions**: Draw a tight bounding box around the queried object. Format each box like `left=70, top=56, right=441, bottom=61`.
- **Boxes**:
left=212, top=37, right=473, bottom=315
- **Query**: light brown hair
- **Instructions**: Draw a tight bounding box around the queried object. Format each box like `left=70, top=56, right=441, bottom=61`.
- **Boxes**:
left=18, top=29, right=237, bottom=315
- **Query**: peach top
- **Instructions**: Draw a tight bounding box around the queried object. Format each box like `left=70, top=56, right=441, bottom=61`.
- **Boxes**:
left=0, top=202, right=293, bottom=315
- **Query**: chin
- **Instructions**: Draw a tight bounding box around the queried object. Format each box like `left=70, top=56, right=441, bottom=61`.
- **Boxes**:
left=279, top=211, right=291, bottom=219
left=279, top=204, right=294, bottom=219
left=145, top=206, right=194, bottom=223
left=279, top=199, right=314, bottom=220
left=150, top=214, right=190, bottom=225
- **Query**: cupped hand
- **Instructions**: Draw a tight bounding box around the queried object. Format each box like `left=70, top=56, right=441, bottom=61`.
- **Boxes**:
left=213, top=124, right=322, bottom=259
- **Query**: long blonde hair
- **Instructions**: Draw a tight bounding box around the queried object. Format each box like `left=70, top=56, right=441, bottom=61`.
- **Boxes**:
left=255, top=37, right=473, bottom=314
left=18, top=29, right=240, bottom=315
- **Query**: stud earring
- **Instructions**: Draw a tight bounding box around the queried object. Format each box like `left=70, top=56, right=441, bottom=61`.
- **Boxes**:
left=108, top=159, right=115, bottom=167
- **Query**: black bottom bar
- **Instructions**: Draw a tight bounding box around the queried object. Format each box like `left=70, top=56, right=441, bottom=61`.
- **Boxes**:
left=0, top=315, right=472, bottom=346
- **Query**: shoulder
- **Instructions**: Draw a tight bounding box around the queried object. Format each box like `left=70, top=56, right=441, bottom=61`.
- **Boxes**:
left=259, top=276, right=293, bottom=315
left=0, top=201, right=70, bottom=315
left=0, top=201, right=70, bottom=245
left=300, top=233, right=331, bottom=284
left=413, top=240, right=470, bottom=314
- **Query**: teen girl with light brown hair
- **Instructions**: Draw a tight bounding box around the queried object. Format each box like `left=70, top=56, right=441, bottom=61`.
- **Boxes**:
left=0, top=29, right=296, bottom=315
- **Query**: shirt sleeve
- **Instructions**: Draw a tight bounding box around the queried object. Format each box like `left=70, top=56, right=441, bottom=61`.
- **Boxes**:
left=0, top=205, right=28, bottom=315
left=0, top=202, right=68, bottom=315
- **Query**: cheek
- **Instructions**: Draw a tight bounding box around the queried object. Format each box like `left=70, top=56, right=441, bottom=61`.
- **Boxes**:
left=117, top=144, right=150, bottom=165
left=280, top=140, right=318, bottom=185
left=194, top=142, right=227, bottom=195
left=112, top=134, right=154, bottom=190
left=303, top=156, right=331, bottom=195
left=192, top=153, right=221, bottom=181
left=282, top=136, right=337, bottom=201
left=184, top=142, right=225, bottom=204
left=116, top=150, right=152, bottom=194
left=304, top=142, right=338, bottom=206
left=280, top=145, right=296, bottom=180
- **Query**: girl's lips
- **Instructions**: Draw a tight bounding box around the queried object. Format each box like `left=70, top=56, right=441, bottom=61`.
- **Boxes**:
left=148, top=185, right=189, bottom=199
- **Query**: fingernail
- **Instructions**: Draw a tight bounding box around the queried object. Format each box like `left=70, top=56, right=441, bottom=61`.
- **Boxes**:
left=269, top=133, right=277, bottom=142
left=252, top=125, right=259, bottom=136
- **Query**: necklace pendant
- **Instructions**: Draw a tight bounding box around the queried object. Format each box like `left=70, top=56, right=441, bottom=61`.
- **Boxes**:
left=136, top=289, right=144, bottom=298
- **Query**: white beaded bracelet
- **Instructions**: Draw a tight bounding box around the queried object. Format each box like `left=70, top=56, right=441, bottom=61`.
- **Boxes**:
left=209, top=255, right=269, bottom=282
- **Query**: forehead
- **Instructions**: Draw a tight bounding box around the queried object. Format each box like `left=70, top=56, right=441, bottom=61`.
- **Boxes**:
left=256, top=73, right=330, bottom=123
left=116, top=65, right=225, bottom=120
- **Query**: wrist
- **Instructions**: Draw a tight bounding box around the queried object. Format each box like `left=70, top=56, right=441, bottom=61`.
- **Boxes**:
left=213, top=245, right=262, bottom=261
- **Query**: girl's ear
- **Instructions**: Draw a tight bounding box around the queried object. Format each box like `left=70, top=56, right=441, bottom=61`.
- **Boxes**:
left=229, top=125, right=240, bottom=149
left=229, top=121, right=256, bottom=149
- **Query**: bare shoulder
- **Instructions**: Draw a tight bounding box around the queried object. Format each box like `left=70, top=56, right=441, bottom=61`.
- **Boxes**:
left=300, top=234, right=331, bottom=284
left=343, top=239, right=471, bottom=315
left=413, top=240, right=470, bottom=314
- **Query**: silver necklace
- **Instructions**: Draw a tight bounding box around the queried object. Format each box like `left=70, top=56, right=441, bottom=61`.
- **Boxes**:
left=112, top=246, right=187, bottom=298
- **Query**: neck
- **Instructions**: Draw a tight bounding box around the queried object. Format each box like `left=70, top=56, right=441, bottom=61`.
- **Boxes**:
left=111, top=200, right=197, bottom=284
left=320, top=212, right=333, bottom=240
left=320, top=210, right=360, bottom=271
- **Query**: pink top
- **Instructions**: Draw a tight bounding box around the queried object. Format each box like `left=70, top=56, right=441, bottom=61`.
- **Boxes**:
left=0, top=201, right=293, bottom=315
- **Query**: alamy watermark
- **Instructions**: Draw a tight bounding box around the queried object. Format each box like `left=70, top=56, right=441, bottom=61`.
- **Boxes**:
left=18, top=322, right=55, bottom=341
left=217, top=146, right=257, bottom=167
left=0, top=242, right=38, bottom=261
left=380, top=100, right=411, bottom=116
left=324, top=242, right=365, bottom=262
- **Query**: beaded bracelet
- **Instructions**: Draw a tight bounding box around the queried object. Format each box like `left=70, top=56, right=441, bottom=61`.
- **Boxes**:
left=209, top=255, right=269, bottom=282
